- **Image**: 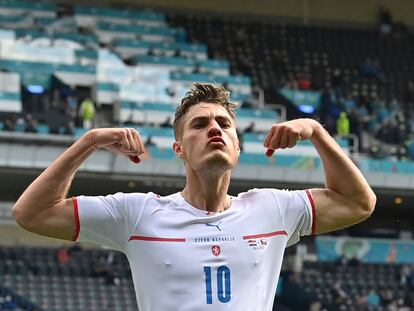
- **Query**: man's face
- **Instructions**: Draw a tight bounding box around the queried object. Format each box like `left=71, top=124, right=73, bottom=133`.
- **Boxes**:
left=174, top=102, right=240, bottom=172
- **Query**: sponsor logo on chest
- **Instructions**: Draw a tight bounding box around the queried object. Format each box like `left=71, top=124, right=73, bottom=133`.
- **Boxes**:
left=247, top=238, right=268, bottom=251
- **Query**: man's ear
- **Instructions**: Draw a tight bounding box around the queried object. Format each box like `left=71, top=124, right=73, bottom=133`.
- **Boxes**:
left=173, top=141, right=183, bottom=158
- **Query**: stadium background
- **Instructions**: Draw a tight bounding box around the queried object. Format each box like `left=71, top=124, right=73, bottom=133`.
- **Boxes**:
left=1, top=0, right=414, bottom=310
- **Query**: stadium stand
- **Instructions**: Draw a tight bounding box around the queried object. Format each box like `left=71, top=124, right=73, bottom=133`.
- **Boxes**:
left=167, top=13, right=414, bottom=160
left=0, top=246, right=136, bottom=310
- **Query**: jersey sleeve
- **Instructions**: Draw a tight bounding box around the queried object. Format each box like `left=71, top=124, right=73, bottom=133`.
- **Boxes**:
left=270, top=189, right=315, bottom=247
left=74, top=192, right=149, bottom=252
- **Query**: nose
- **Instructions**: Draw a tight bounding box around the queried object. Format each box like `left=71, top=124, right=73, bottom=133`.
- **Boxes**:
left=207, top=120, right=222, bottom=138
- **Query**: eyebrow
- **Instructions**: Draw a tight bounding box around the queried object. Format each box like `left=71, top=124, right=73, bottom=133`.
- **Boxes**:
left=189, top=115, right=233, bottom=126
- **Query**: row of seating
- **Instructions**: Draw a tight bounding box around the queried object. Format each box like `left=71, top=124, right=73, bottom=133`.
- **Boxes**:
left=167, top=15, right=414, bottom=100
left=299, top=260, right=411, bottom=309
left=0, top=246, right=136, bottom=310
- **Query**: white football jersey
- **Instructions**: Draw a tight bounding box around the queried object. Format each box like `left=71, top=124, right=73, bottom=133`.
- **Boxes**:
left=73, top=188, right=315, bottom=311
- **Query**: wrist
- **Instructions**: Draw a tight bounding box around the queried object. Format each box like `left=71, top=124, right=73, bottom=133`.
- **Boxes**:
left=81, top=130, right=99, bottom=151
left=309, top=120, right=326, bottom=140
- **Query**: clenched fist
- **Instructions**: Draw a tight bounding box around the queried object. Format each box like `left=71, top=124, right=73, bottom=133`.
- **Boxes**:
left=87, top=128, right=146, bottom=163
left=263, top=118, right=321, bottom=157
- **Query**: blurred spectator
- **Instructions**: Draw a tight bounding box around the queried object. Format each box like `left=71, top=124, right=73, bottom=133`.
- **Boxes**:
left=331, top=68, right=342, bottom=88
left=331, top=68, right=343, bottom=98
left=347, top=107, right=363, bottom=151
left=193, top=64, right=202, bottom=74
left=401, top=265, right=414, bottom=290
left=165, top=86, right=176, bottom=98
left=361, top=58, right=386, bottom=83
left=354, top=292, right=368, bottom=308
left=24, top=114, right=38, bottom=133
left=243, top=121, right=256, bottom=134
left=379, top=6, right=392, bottom=34
left=355, top=96, right=373, bottom=130
left=66, top=95, right=78, bottom=120
left=320, top=87, right=341, bottom=135
left=3, top=118, right=15, bottom=131
left=405, top=137, right=414, bottom=161
left=92, top=254, right=119, bottom=286
left=387, top=244, right=397, bottom=263
left=92, top=255, right=108, bottom=277
left=343, top=93, right=357, bottom=113
left=376, top=115, right=408, bottom=146
left=371, top=96, right=389, bottom=124
left=335, top=254, right=349, bottom=267
left=366, top=288, right=380, bottom=306
left=57, top=247, right=70, bottom=265
left=331, top=281, right=348, bottom=305
left=380, top=288, right=394, bottom=307
left=49, top=89, right=62, bottom=112
left=395, top=145, right=408, bottom=161
left=67, top=243, right=83, bottom=257
left=336, top=112, right=350, bottom=136
left=160, top=116, right=173, bottom=128
left=80, top=97, right=96, bottom=129
left=1, top=295, right=17, bottom=310
left=147, top=47, right=155, bottom=56
left=368, top=142, right=389, bottom=159
left=62, top=121, right=75, bottom=136
left=284, top=73, right=298, bottom=89
left=173, top=49, right=181, bottom=57
left=297, top=73, right=311, bottom=90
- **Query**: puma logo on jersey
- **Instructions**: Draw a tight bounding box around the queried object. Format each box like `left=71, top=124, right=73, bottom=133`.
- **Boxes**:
left=206, top=221, right=222, bottom=231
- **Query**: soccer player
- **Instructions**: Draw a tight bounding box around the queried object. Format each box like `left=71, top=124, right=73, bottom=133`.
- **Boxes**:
left=12, top=83, right=376, bottom=310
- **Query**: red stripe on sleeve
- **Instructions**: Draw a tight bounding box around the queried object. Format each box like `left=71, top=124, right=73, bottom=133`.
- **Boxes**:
left=71, top=197, right=80, bottom=241
left=305, top=189, right=316, bottom=235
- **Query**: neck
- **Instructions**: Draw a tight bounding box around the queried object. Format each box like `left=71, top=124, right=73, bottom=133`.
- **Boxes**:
left=181, top=170, right=232, bottom=213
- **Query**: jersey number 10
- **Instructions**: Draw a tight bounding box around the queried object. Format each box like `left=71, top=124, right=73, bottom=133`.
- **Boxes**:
left=203, top=266, right=231, bottom=304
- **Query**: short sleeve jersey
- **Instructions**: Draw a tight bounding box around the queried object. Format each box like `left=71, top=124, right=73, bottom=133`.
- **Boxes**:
left=74, top=188, right=315, bottom=311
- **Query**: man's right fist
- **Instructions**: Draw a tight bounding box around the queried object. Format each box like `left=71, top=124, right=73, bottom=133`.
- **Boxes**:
left=86, top=128, right=146, bottom=164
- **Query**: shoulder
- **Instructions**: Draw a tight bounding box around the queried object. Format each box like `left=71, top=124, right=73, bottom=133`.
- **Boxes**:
left=233, top=189, right=277, bottom=209
left=122, top=192, right=183, bottom=209
left=122, top=192, right=172, bottom=206
left=236, top=188, right=288, bottom=200
left=236, top=188, right=308, bottom=205
left=122, top=192, right=160, bottom=201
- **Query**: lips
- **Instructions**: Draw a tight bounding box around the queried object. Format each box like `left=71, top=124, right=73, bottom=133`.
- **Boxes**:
left=208, top=137, right=225, bottom=145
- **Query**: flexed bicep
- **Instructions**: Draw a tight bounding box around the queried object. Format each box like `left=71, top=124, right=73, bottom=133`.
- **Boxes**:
left=310, top=188, right=373, bottom=234
left=13, top=198, right=77, bottom=241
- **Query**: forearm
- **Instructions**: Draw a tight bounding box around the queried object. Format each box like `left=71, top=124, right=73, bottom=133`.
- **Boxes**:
left=310, top=122, right=376, bottom=209
left=13, top=131, right=96, bottom=220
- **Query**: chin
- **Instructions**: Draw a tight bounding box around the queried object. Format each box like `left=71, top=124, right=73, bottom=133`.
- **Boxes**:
left=203, top=153, right=235, bottom=171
